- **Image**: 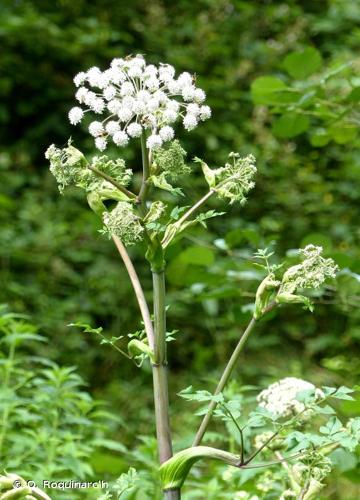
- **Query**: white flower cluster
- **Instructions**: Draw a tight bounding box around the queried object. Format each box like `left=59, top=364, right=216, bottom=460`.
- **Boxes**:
left=69, top=55, right=211, bottom=151
left=257, top=377, right=322, bottom=418
left=280, top=244, right=338, bottom=294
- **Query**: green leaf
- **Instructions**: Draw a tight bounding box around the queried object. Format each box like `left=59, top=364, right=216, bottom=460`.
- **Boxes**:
left=329, top=124, right=358, bottom=144
left=283, top=47, right=322, bottom=79
left=272, top=113, right=310, bottom=138
left=251, top=76, right=288, bottom=105
left=320, top=416, right=343, bottom=435
left=310, top=129, right=331, bottom=147
left=201, top=160, right=216, bottom=188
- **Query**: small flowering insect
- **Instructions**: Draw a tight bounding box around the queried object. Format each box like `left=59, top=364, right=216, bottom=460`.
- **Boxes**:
left=68, top=54, right=211, bottom=151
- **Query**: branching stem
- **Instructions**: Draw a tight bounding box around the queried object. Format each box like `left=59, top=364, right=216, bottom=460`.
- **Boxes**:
left=192, top=316, right=258, bottom=446
left=112, top=236, right=155, bottom=351
left=88, top=164, right=137, bottom=200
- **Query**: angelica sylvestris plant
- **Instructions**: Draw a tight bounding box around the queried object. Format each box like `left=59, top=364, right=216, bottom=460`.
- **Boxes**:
left=46, top=54, right=358, bottom=499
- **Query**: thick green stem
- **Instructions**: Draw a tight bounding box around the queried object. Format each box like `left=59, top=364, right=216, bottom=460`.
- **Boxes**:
left=152, top=270, right=180, bottom=499
left=192, top=317, right=258, bottom=447
left=138, top=132, right=151, bottom=205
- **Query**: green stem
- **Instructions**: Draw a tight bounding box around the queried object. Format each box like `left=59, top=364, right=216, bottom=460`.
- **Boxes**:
left=192, top=317, right=258, bottom=447
left=112, top=235, right=155, bottom=351
left=138, top=132, right=151, bottom=206
left=162, top=190, right=214, bottom=247
left=87, top=164, right=137, bottom=200
left=152, top=270, right=180, bottom=499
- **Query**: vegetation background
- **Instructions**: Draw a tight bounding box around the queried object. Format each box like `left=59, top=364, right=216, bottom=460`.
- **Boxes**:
left=0, top=0, right=359, bottom=498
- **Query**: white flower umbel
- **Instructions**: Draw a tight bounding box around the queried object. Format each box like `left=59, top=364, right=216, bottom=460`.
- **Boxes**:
left=257, top=377, right=323, bottom=418
left=69, top=55, right=211, bottom=150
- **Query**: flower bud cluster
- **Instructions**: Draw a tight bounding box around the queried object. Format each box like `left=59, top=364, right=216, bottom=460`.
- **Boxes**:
left=45, top=142, right=87, bottom=192
left=279, top=245, right=338, bottom=296
left=102, top=202, right=143, bottom=246
left=152, top=140, right=189, bottom=180
left=200, top=153, right=257, bottom=204
left=91, top=156, right=132, bottom=187
left=216, top=153, right=257, bottom=204
left=45, top=144, right=133, bottom=197
left=69, top=55, right=211, bottom=151
left=257, top=377, right=323, bottom=418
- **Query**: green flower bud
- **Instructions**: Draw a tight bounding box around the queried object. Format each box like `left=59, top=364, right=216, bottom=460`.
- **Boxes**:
left=276, top=245, right=338, bottom=309
left=102, top=202, right=143, bottom=246
left=90, top=156, right=132, bottom=187
left=152, top=140, right=189, bottom=180
left=45, top=142, right=87, bottom=193
left=196, top=153, right=257, bottom=205
left=254, top=273, right=280, bottom=319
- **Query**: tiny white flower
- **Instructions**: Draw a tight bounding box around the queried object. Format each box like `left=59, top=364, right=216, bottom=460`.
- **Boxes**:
left=107, top=99, right=122, bottom=114
left=146, top=134, right=163, bottom=150
left=194, top=88, right=206, bottom=103
left=75, top=87, right=88, bottom=104
left=103, top=85, right=117, bottom=101
left=87, top=66, right=103, bottom=87
left=68, top=107, right=84, bottom=125
left=132, top=99, right=147, bottom=114
left=167, top=79, right=181, bottom=94
left=137, top=90, right=151, bottom=102
left=73, top=71, right=87, bottom=87
left=177, top=72, right=193, bottom=86
left=147, top=98, right=160, bottom=113
left=159, top=126, right=175, bottom=141
left=143, top=114, right=157, bottom=129
left=145, top=77, right=160, bottom=91
left=106, top=67, right=126, bottom=84
left=153, top=90, right=167, bottom=103
left=122, top=96, right=135, bottom=110
left=163, top=109, right=178, bottom=124
left=95, top=136, right=107, bottom=151
left=111, top=58, right=126, bottom=69
left=127, top=122, right=143, bottom=138
left=105, top=121, right=121, bottom=135
left=144, top=64, right=158, bottom=76
left=131, top=55, right=146, bottom=68
left=183, top=114, right=198, bottom=131
left=118, top=106, right=133, bottom=122
left=84, top=91, right=97, bottom=106
left=199, top=105, right=211, bottom=120
left=121, top=81, right=135, bottom=96
left=90, top=98, right=105, bottom=114
left=182, top=85, right=196, bottom=102
left=187, top=103, right=200, bottom=115
left=89, top=121, right=104, bottom=137
left=128, top=65, right=143, bottom=78
left=113, top=130, right=129, bottom=146
left=159, top=64, right=175, bottom=82
left=167, top=100, right=180, bottom=112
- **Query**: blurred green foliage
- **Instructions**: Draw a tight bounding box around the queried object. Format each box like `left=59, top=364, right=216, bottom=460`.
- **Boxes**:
left=0, top=0, right=359, bottom=497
